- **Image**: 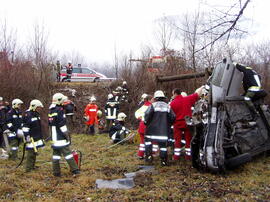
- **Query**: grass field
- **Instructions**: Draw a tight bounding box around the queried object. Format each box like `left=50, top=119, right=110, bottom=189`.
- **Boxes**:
left=0, top=133, right=270, bottom=201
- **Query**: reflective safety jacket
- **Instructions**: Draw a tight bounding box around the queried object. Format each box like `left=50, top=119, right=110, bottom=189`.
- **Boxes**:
left=170, top=93, right=199, bottom=128
left=6, top=108, right=23, bottom=139
left=48, top=104, right=70, bottom=148
left=22, top=110, right=45, bottom=150
left=135, top=101, right=151, bottom=134
left=109, top=120, right=129, bottom=143
left=235, top=64, right=262, bottom=92
left=105, top=98, right=119, bottom=120
left=84, top=104, right=98, bottom=125
left=144, top=101, right=175, bottom=142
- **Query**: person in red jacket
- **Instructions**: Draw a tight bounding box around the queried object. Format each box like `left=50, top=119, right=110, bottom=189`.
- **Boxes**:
left=170, top=87, right=204, bottom=160
left=135, top=94, right=152, bottom=159
left=84, top=96, right=98, bottom=135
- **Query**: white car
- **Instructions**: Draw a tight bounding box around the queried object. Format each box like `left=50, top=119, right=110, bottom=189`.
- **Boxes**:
left=60, top=67, right=109, bottom=82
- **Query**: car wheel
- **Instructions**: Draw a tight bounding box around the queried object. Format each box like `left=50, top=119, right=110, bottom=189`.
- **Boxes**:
left=93, top=78, right=100, bottom=83
left=225, top=153, right=252, bottom=169
left=62, top=78, right=67, bottom=82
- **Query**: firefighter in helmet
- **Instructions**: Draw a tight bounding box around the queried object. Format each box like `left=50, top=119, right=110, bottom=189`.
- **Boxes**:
left=22, top=99, right=45, bottom=172
left=104, top=93, right=119, bottom=132
left=135, top=93, right=152, bottom=159
left=5, top=99, right=24, bottom=160
left=144, top=90, right=176, bottom=166
left=109, top=112, right=130, bottom=143
left=48, top=93, right=79, bottom=177
left=63, top=99, right=76, bottom=129
left=121, top=81, right=129, bottom=102
left=84, top=96, right=98, bottom=135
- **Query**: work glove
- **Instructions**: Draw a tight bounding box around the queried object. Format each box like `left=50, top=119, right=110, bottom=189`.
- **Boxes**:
left=195, top=85, right=205, bottom=97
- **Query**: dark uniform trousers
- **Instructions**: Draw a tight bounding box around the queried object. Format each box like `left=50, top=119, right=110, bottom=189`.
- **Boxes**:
left=25, top=149, right=37, bottom=172
left=52, top=146, right=78, bottom=175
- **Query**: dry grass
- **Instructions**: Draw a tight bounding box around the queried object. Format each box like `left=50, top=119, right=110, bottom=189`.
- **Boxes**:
left=0, top=133, right=270, bottom=201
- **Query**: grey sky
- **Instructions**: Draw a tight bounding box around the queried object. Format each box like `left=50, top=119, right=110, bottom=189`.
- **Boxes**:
left=0, top=0, right=269, bottom=64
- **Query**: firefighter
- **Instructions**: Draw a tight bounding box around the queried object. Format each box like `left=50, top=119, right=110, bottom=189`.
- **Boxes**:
left=6, top=99, right=24, bottom=160
left=0, top=97, right=8, bottom=149
left=121, top=81, right=129, bottom=102
left=65, top=61, right=73, bottom=82
left=84, top=96, right=98, bottom=135
left=104, top=93, right=119, bottom=132
left=144, top=90, right=175, bottom=166
left=135, top=94, right=152, bottom=159
left=113, top=87, right=121, bottom=104
left=56, top=60, right=62, bottom=82
left=234, top=62, right=268, bottom=115
left=97, top=110, right=105, bottom=133
left=22, top=100, right=45, bottom=172
left=170, top=87, right=204, bottom=160
left=63, top=99, right=76, bottom=129
left=48, top=93, right=79, bottom=177
left=109, top=112, right=129, bottom=143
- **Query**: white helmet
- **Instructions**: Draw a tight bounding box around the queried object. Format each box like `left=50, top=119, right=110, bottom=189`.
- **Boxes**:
left=141, top=93, right=148, bottom=100
left=29, top=99, right=44, bottom=111
left=181, top=92, right=187, bottom=97
left=68, top=61, right=72, bottom=64
left=117, top=112, right=127, bottom=121
left=0, top=97, right=3, bottom=101
left=123, top=81, right=127, bottom=85
left=52, top=93, right=66, bottom=105
left=108, top=94, right=113, bottom=100
left=116, top=86, right=122, bottom=91
left=97, top=110, right=102, bottom=118
left=154, top=90, right=165, bottom=98
left=12, top=98, right=23, bottom=108
left=90, top=96, right=96, bottom=102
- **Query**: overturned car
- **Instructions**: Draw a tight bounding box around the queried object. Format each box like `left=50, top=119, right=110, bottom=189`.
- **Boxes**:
left=187, top=58, right=270, bottom=172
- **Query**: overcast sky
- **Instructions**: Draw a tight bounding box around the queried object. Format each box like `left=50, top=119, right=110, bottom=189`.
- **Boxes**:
left=0, top=0, right=269, bottom=64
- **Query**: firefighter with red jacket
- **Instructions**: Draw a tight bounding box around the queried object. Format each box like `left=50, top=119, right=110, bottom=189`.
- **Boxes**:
left=48, top=93, right=79, bottom=177
left=84, top=96, right=98, bottom=135
left=22, top=100, right=45, bottom=172
left=135, top=93, right=152, bottom=159
left=105, top=93, right=119, bottom=132
left=170, top=87, right=204, bottom=160
left=6, top=99, right=24, bottom=160
left=144, top=90, right=175, bottom=166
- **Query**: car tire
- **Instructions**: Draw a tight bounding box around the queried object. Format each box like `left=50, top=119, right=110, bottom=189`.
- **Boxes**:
left=93, top=78, right=100, bottom=83
left=225, top=153, right=252, bottom=169
left=62, top=78, right=67, bottom=82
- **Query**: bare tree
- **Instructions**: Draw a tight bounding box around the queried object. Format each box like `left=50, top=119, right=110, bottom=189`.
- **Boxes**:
left=153, top=16, right=174, bottom=55
left=0, top=19, right=17, bottom=63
